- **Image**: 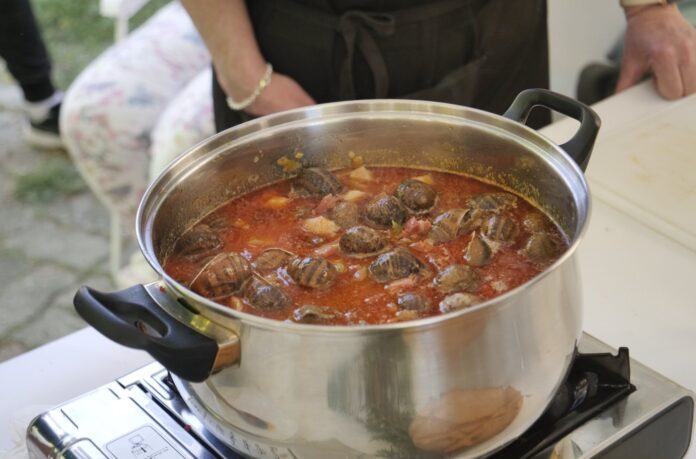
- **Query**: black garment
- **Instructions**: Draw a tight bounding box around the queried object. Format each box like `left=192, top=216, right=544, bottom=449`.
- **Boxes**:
left=213, top=0, right=549, bottom=132
left=0, top=0, right=56, bottom=102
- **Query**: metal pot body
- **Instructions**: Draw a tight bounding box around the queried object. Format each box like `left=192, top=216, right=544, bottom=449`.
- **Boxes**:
left=172, top=267, right=581, bottom=459
left=76, top=94, right=598, bottom=458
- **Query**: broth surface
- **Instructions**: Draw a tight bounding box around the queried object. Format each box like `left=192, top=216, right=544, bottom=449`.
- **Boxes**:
left=164, top=167, right=567, bottom=325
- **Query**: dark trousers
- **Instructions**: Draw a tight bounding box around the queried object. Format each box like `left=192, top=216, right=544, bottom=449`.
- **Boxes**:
left=0, top=0, right=55, bottom=102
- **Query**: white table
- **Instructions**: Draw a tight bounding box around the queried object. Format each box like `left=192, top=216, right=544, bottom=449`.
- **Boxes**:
left=0, top=329, right=152, bottom=457
left=2, top=82, right=696, bottom=457
left=541, top=83, right=696, bottom=394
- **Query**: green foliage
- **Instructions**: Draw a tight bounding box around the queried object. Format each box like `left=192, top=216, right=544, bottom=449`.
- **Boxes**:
left=31, top=0, right=169, bottom=90
left=14, top=158, right=87, bottom=203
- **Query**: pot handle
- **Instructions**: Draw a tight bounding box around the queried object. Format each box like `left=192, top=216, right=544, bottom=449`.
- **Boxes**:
left=74, top=284, right=239, bottom=382
left=503, top=88, right=601, bottom=172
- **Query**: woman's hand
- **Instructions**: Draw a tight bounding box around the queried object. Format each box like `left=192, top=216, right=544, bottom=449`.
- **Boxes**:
left=182, top=0, right=315, bottom=115
left=245, top=73, right=315, bottom=116
left=219, top=64, right=316, bottom=116
left=217, top=59, right=315, bottom=116
left=617, top=4, right=696, bottom=99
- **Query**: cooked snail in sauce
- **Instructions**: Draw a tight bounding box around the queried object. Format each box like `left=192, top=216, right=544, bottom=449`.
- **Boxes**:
left=164, top=166, right=568, bottom=325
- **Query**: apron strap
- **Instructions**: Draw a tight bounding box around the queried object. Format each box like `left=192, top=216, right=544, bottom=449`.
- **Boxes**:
left=270, top=0, right=473, bottom=100
left=338, top=11, right=394, bottom=99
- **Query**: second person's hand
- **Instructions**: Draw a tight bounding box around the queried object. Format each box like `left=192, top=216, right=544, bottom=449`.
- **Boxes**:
left=617, top=4, right=696, bottom=99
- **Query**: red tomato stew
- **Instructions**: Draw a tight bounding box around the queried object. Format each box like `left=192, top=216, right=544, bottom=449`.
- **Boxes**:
left=163, top=166, right=568, bottom=325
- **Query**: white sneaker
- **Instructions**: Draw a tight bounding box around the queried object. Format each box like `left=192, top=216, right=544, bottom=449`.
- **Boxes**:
left=23, top=92, right=64, bottom=150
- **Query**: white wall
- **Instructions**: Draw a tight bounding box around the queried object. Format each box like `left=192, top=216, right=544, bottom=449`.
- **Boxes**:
left=548, top=1, right=627, bottom=97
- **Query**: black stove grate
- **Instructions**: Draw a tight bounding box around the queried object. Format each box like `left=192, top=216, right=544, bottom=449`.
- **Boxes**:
left=489, top=347, right=634, bottom=458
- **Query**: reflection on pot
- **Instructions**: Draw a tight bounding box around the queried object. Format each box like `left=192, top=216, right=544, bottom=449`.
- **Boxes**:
left=325, top=306, right=498, bottom=458
left=409, top=386, right=523, bottom=454
left=328, top=332, right=415, bottom=432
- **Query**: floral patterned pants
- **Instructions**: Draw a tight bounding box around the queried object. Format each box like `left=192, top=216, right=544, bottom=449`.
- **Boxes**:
left=61, top=2, right=214, bottom=236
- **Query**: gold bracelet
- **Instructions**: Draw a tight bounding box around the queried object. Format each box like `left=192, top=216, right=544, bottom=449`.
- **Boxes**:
left=226, top=63, right=273, bottom=111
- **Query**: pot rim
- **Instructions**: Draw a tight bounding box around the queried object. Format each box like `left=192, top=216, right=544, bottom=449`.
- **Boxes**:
left=136, top=99, right=591, bottom=334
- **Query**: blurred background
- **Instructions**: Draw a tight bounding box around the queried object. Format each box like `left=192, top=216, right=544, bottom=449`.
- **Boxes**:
left=0, top=0, right=168, bottom=361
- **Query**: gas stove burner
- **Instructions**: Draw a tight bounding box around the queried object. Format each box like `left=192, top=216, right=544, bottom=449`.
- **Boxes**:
left=26, top=334, right=695, bottom=459
left=491, top=347, right=635, bottom=458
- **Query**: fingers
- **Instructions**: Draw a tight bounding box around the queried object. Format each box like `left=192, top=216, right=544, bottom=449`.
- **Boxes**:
left=651, top=46, right=684, bottom=100
left=680, top=63, right=696, bottom=96
left=617, top=45, right=693, bottom=99
left=679, top=41, right=696, bottom=96
left=616, top=57, right=647, bottom=93
left=620, top=5, right=696, bottom=100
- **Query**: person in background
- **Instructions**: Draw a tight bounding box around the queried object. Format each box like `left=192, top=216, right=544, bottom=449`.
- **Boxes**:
left=180, top=0, right=696, bottom=134
left=61, top=2, right=212, bottom=231
left=60, top=1, right=213, bottom=286
left=0, top=0, right=63, bottom=149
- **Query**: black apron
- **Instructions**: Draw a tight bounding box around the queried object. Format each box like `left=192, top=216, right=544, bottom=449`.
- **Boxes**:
left=212, top=0, right=549, bottom=132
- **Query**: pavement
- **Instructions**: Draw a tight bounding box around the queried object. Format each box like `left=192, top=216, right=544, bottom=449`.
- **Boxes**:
left=0, top=81, right=113, bottom=363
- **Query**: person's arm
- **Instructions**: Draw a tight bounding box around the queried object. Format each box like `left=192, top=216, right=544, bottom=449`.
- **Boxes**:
left=616, top=2, right=696, bottom=99
left=180, top=0, right=314, bottom=115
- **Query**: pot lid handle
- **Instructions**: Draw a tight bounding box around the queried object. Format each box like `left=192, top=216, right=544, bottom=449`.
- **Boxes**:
left=503, top=88, right=601, bottom=172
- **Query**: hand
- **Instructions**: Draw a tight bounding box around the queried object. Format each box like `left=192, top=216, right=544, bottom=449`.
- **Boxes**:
left=217, top=60, right=315, bottom=116
left=245, top=73, right=316, bottom=116
left=617, top=4, right=696, bottom=100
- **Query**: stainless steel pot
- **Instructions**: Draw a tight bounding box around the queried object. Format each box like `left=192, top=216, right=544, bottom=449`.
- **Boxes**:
left=75, top=89, right=599, bottom=458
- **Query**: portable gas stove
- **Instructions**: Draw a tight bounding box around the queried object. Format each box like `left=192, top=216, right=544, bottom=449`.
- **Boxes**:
left=26, top=333, right=694, bottom=459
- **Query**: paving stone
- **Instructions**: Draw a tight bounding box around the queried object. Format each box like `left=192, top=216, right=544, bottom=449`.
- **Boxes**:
left=0, top=80, right=115, bottom=361
left=37, top=191, right=111, bottom=237
left=70, top=273, right=116, bottom=305
left=1, top=134, right=48, bottom=177
left=53, top=273, right=113, bottom=308
left=1, top=177, right=109, bottom=240
left=0, top=145, right=110, bottom=272
left=0, top=82, right=22, bottom=111
left=0, top=82, right=24, bottom=168
left=7, top=273, right=114, bottom=350
left=11, top=294, right=87, bottom=348
left=0, top=195, right=38, bottom=240
left=0, top=114, right=21, bottom=165
left=0, top=109, right=66, bottom=176
left=3, top=218, right=108, bottom=270
left=0, top=110, right=21, bottom=143
left=0, top=166, right=14, bottom=193
left=0, top=265, right=77, bottom=336
left=80, top=272, right=115, bottom=291
left=0, top=168, right=11, bottom=195
left=0, top=247, right=35, bottom=285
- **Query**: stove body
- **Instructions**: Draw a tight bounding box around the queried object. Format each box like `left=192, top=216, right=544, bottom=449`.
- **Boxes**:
left=26, top=334, right=695, bottom=459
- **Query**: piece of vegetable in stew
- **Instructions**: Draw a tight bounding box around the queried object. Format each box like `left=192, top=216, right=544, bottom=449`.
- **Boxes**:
left=164, top=166, right=567, bottom=325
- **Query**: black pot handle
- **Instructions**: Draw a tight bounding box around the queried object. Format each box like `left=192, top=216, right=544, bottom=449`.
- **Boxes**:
left=74, top=284, right=223, bottom=382
left=503, top=88, right=601, bottom=172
